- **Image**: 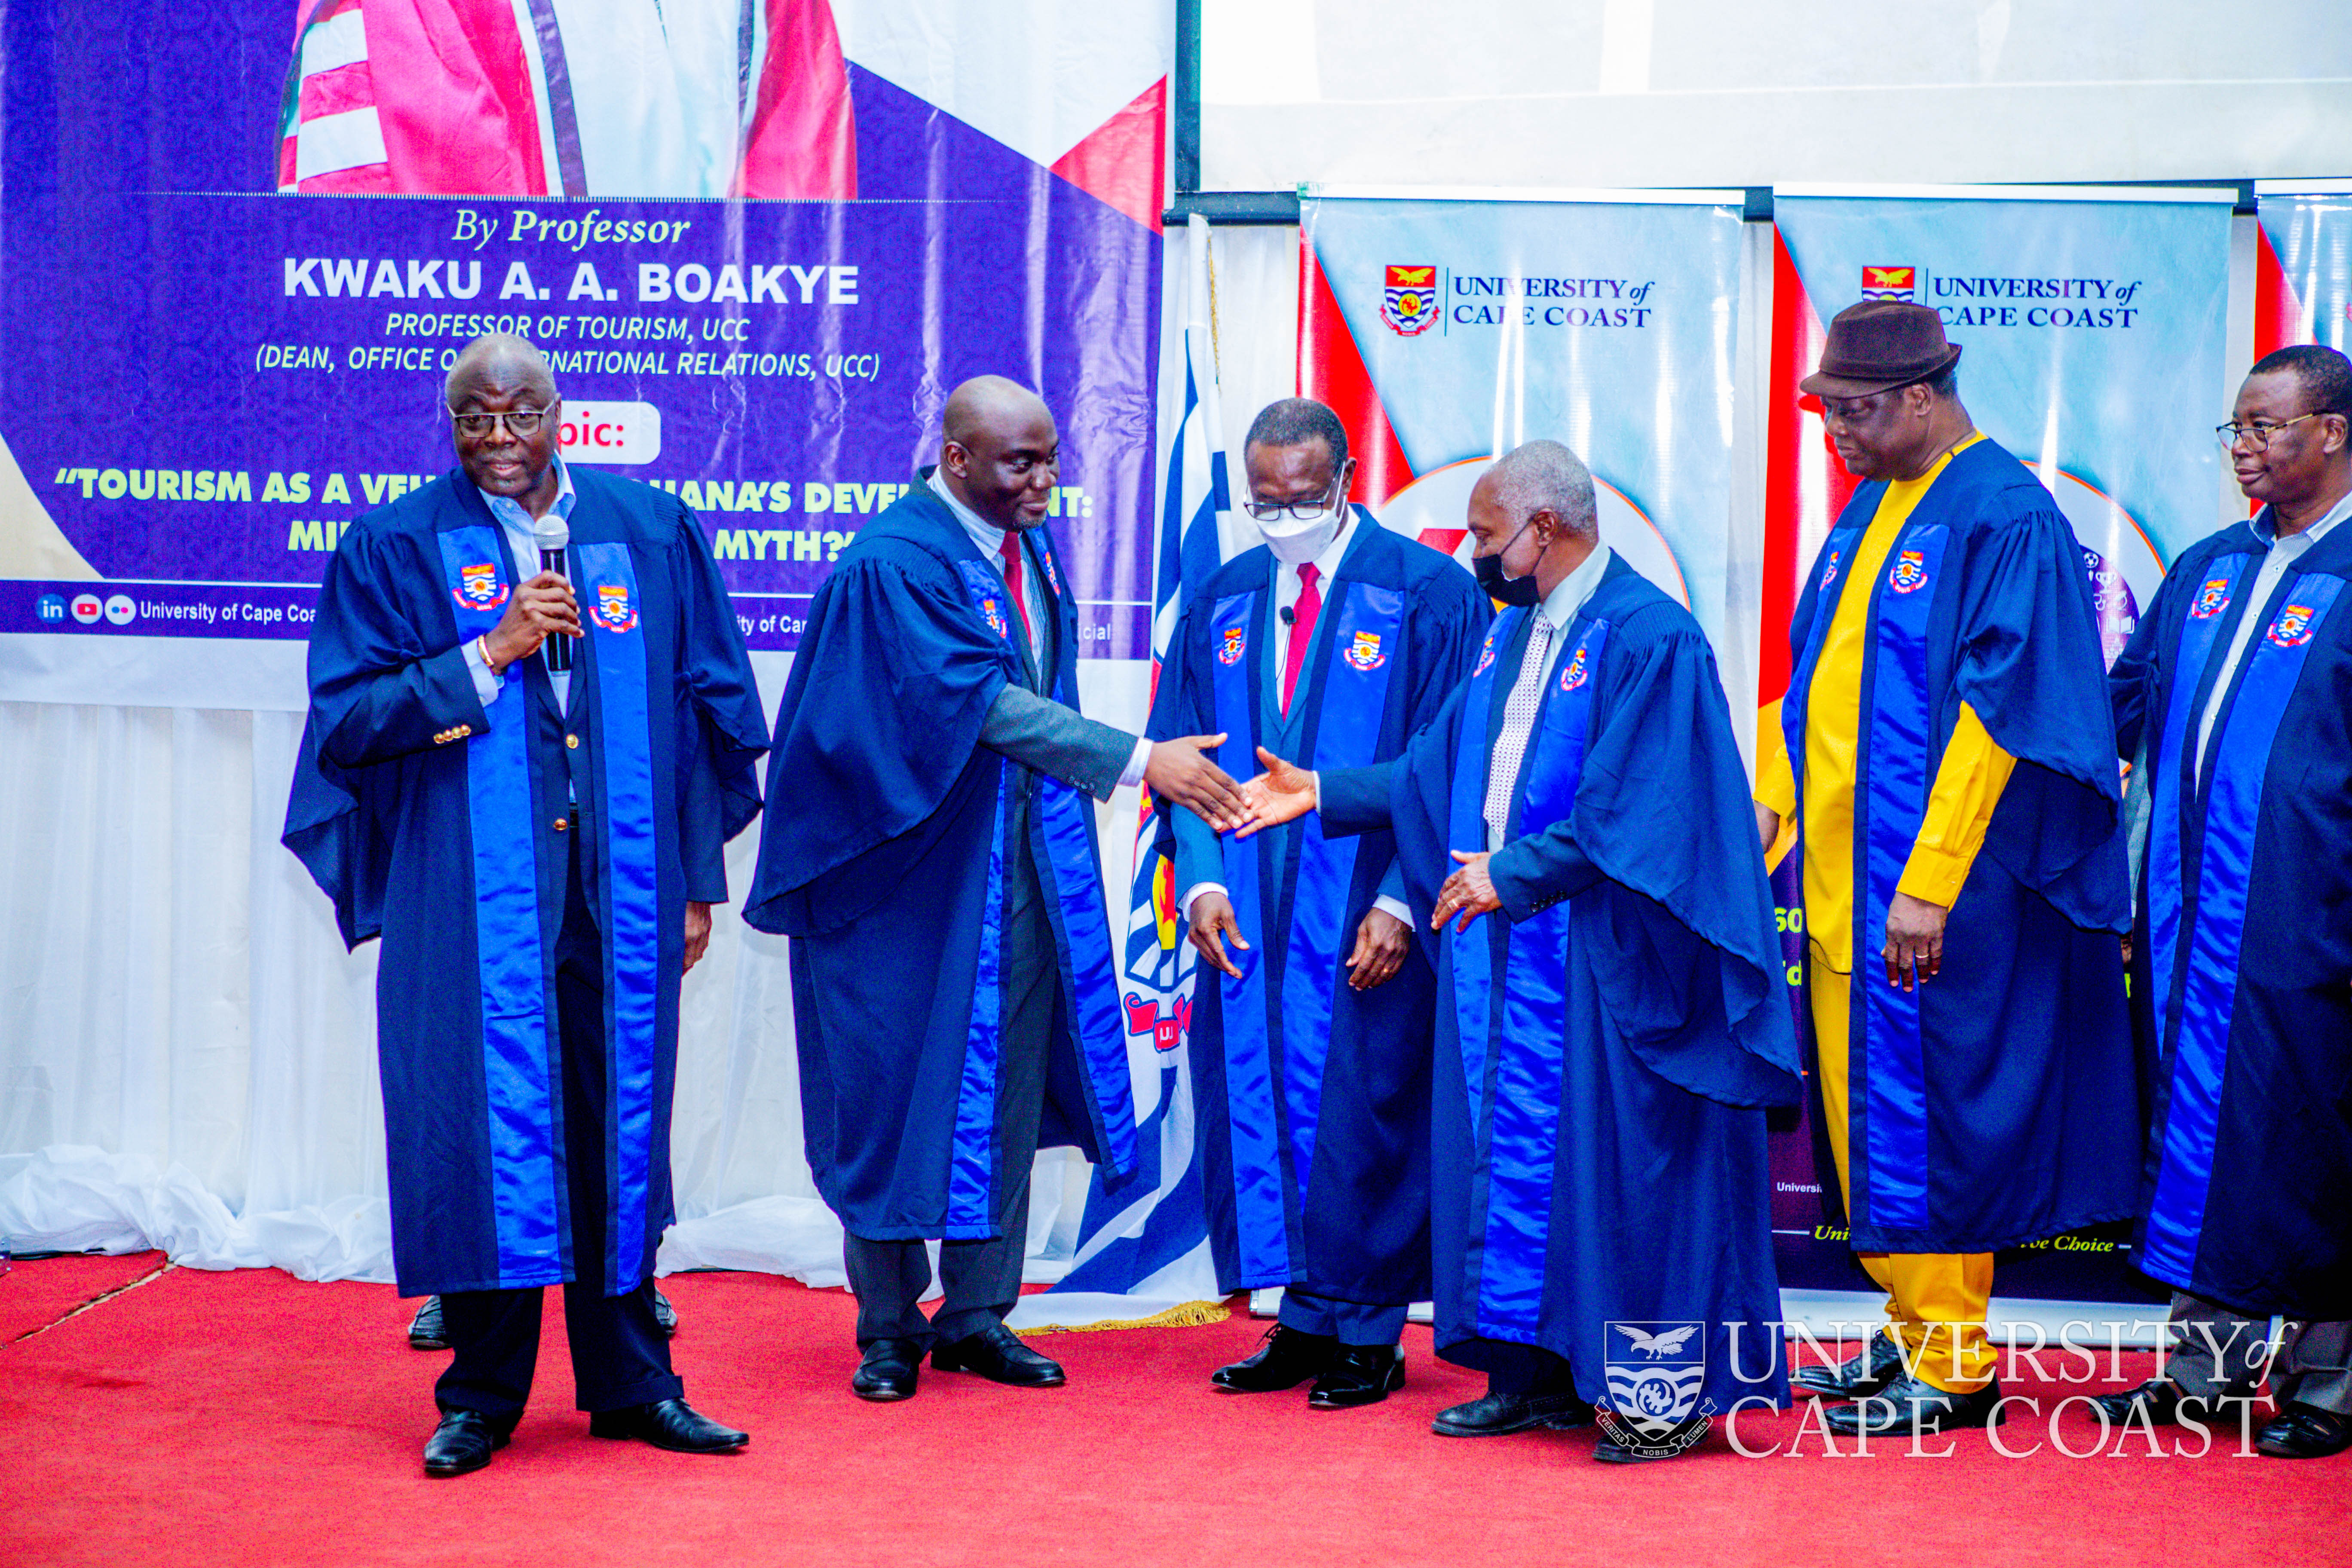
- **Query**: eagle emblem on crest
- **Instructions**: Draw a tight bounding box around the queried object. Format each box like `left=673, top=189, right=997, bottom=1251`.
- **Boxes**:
left=589, top=582, right=639, bottom=634
left=1382, top=265, right=1439, bottom=337
left=453, top=562, right=508, bottom=611
left=2267, top=602, right=2318, bottom=648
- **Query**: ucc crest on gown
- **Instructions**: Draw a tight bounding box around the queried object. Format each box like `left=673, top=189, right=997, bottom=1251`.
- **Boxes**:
left=454, top=562, right=508, bottom=609
left=2192, top=576, right=2232, bottom=618
left=1889, top=549, right=1929, bottom=593
left=2269, top=602, right=2317, bottom=647
left=1217, top=626, right=1246, bottom=665
left=590, top=582, right=639, bottom=633
left=1342, top=629, right=1386, bottom=671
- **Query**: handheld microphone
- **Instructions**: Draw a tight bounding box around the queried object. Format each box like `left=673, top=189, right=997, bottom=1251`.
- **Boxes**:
left=535, top=517, right=572, bottom=672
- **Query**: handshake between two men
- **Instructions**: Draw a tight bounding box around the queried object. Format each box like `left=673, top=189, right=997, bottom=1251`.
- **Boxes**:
left=1167, top=744, right=1497, bottom=995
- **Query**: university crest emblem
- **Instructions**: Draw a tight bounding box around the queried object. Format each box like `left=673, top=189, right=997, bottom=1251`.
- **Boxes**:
left=979, top=595, right=1010, bottom=640
left=1861, top=266, right=1917, bottom=302
left=1382, top=265, right=1439, bottom=337
left=1594, top=1321, right=1714, bottom=1460
left=1342, top=630, right=1386, bottom=671
left=1819, top=549, right=1842, bottom=592
left=1888, top=550, right=1929, bottom=594
left=453, top=563, right=508, bottom=610
left=2191, top=576, right=2232, bottom=619
left=589, top=582, right=639, bottom=633
left=2267, top=602, right=2317, bottom=648
left=1217, top=627, right=1246, bottom=666
left=1559, top=644, right=1589, bottom=692
left=1040, top=549, right=1061, bottom=598
left=1473, top=639, right=1498, bottom=677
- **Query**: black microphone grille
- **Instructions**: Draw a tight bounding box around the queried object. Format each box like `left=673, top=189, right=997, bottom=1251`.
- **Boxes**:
left=1280, top=606, right=1295, bottom=625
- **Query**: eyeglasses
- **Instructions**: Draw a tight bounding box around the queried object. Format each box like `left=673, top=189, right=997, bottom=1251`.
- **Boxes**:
left=2216, top=411, right=2327, bottom=452
left=450, top=407, right=549, bottom=438
left=1244, top=473, right=1348, bottom=524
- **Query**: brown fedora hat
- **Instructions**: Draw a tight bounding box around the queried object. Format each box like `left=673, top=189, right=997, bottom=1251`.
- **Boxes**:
left=1799, top=300, right=1963, bottom=399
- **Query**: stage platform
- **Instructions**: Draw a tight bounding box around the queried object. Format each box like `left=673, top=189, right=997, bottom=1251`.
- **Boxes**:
left=1, top=1254, right=2341, bottom=1567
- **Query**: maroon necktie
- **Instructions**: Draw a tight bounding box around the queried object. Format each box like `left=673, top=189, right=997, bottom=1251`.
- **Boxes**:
left=998, top=530, right=1032, bottom=647
left=1282, top=562, right=1322, bottom=713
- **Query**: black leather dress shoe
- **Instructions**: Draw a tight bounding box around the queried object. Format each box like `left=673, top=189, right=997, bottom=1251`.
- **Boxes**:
left=931, top=1322, right=1066, bottom=1387
left=1211, top=1325, right=1338, bottom=1393
left=652, top=1287, right=678, bottom=1337
left=2256, top=1402, right=2352, bottom=1459
left=852, top=1338, right=922, bottom=1402
left=1823, top=1374, right=2003, bottom=1437
left=2087, top=1378, right=2192, bottom=1427
left=1433, top=1387, right=1595, bottom=1436
left=587, top=1398, right=748, bottom=1453
left=1792, top=1330, right=1904, bottom=1400
left=407, top=1296, right=449, bottom=1351
left=1307, top=1345, right=1405, bottom=1409
left=423, top=1409, right=508, bottom=1478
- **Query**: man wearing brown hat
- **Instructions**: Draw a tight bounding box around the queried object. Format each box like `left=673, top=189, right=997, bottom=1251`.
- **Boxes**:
left=1753, top=302, right=2139, bottom=1438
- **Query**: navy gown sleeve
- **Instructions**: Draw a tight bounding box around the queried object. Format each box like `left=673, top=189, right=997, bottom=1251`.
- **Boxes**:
left=1564, top=612, right=1801, bottom=1108
left=744, top=545, right=1011, bottom=936
left=2107, top=551, right=2187, bottom=762
left=668, top=508, right=772, bottom=902
left=1956, top=493, right=2129, bottom=933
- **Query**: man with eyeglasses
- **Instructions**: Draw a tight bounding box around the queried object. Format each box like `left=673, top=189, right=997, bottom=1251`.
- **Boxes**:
left=747, top=376, right=1249, bottom=1403
left=284, top=333, right=769, bottom=1476
left=1752, top=301, right=2138, bottom=1439
left=2094, top=343, right=2352, bottom=1460
left=1151, top=399, right=1486, bottom=1410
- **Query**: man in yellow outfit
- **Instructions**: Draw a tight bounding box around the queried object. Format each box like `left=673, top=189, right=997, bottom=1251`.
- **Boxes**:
left=1755, top=302, right=2140, bottom=1438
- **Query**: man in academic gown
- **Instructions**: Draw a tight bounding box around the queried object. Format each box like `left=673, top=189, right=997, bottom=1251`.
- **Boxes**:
left=1158, top=399, right=1487, bottom=1409
left=2092, top=344, right=2352, bottom=1461
left=283, top=334, right=769, bottom=1476
left=746, top=376, right=1248, bottom=1402
left=1239, top=441, right=1798, bottom=1463
left=1754, top=302, right=2141, bottom=1437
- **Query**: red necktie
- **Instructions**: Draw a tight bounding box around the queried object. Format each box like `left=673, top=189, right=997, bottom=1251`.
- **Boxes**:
left=1281, top=562, right=1321, bottom=713
left=998, top=531, right=1032, bottom=647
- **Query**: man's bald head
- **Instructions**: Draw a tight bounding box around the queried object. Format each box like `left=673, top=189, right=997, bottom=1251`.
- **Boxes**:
left=940, top=375, right=1060, bottom=532
left=1479, top=440, right=1598, bottom=541
left=445, top=333, right=558, bottom=409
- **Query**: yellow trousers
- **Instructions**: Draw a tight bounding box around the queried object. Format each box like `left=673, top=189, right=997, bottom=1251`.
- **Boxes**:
left=1812, top=961, right=1996, bottom=1392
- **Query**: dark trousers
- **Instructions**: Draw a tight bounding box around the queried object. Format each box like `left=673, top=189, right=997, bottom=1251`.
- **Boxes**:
left=1481, top=1340, right=1576, bottom=1397
left=844, top=797, right=1054, bottom=1350
left=1277, top=1292, right=1411, bottom=1347
left=435, top=840, right=681, bottom=1421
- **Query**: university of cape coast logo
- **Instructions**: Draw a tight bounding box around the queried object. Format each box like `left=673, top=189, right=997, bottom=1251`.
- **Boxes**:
left=979, top=594, right=1010, bottom=640
left=1819, top=548, right=1843, bottom=593
left=1473, top=638, right=1498, bottom=677
left=1217, top=626, right=1246, bottom=665
left=1596, top=1321, right=1713, bottom=1459
left=1862, top=266, right=1917, bottom=303
left=589, top=582, right=639, bottom=634
left=454, top=562, right=509, bottom=610
left=1383, top=265, right=1439, bottom=337
left=2191, top=576, right=2233, bottom=619
left=2268, top=602, right=2318, bottom=648
left=1559, top=643, right=1590, bottom=692
left=1889, top=550, right=1929, bottom=594
left=1342, top=629, right=1387, bottom=671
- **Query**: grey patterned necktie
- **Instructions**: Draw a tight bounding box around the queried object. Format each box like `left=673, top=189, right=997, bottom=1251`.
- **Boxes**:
left=1484, top=613, right=1556, bottom=842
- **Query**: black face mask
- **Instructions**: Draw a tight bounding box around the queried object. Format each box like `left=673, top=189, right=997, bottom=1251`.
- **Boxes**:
left=1473, top=520, right=1543, bottom=606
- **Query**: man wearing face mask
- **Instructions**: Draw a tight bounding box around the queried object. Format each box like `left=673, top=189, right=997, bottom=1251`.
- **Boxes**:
left=747, top=376, right=1249, bottom=1401
left=1232, top=441, right=1798, bottom=1461
left=1153, top=399, right=1487, bottom=1409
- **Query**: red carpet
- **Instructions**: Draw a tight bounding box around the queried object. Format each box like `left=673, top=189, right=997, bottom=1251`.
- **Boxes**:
left=1, top=1260, right=2345, bottom=1568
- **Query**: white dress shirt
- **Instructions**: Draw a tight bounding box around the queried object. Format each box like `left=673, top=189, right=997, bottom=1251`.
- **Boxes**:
left=2194, top=489, right=2352, bottom=784
left=461, top=454, right=579, bottom=713
left=928, top=469, right=1152, bottom=789
left=1182, top=510, right=1412, bottom=928
left=1484, top=542, right=1613, bottom=852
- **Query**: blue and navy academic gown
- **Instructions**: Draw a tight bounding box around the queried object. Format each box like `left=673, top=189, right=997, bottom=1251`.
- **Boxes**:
left=1153, top=519, right=1488, bottom=1303
left=1782, top=437, right=2140, bottom=1254
left=1321, top=559, right=1798, bottom=1419
left=2110, top=514, right=2352, bottom=1320
left=282, top=468, right=769, bottom=1299
left=744, top=484, right=1137, bottom=1241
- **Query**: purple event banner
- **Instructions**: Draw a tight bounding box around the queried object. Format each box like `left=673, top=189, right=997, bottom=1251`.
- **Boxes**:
left=2, top=35, right=1161, bottom=663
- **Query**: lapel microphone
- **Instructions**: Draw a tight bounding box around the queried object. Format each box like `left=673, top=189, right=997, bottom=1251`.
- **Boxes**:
left=536, top=516, right=571, bottom=673
left=1280, top=606, right=1295, bottom=625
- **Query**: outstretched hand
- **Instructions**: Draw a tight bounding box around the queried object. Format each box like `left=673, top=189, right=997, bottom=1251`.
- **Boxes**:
left=1146, top=733, right=1249, bottom=831
left=1233, top=746, right=1317, bottom=839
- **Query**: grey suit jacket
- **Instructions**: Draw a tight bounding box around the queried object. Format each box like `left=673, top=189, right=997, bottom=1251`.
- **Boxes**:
left=975, top=531, right=1139, bottom=803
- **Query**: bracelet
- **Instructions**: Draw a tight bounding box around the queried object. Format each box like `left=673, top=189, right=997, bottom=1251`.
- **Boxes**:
left=476, top=634, right=503, bottom=676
